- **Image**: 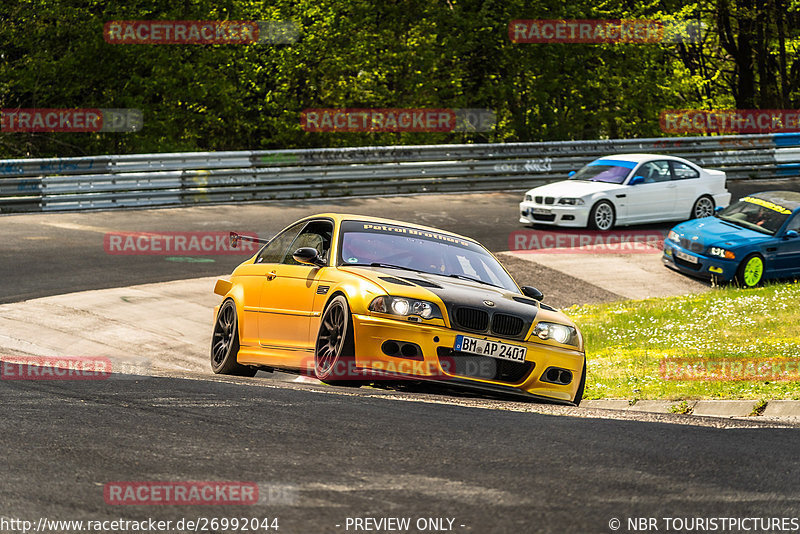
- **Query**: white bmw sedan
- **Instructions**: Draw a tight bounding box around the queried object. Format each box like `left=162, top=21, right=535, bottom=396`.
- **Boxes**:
left=519, top=154, right=731, bottom=230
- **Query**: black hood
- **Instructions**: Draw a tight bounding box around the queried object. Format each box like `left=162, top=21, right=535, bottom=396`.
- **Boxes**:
left=374, top=268, right=539, bottom=341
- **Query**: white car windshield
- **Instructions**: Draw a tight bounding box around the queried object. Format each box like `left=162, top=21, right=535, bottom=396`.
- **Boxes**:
left=338, top=221, right=519, bottom=291
left=569, top=160, right=634, bottom=184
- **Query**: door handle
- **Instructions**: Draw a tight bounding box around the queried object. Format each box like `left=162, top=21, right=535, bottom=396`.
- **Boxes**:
left=266, top=270, right=277, bottom=280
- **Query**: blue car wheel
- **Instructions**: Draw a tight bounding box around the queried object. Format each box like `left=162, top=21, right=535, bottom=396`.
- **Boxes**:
left=735, top=254, right=765, bottom=288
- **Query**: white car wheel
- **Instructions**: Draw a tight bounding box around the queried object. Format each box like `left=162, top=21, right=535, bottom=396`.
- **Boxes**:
left=589, top=201, right=615, bottom=230
left=691, top=196, right=715, bottom=219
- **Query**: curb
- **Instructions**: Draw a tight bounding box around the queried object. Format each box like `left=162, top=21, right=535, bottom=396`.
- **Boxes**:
left=692, top=400, right=760, bottom=417
left=582, top=399, right=800, bottom=419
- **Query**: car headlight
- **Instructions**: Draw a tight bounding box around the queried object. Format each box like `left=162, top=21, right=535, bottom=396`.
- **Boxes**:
left=368, top=296, right=443, bottom=320
left=524, top=194, right=532, bottom=202
left=708, top=246, right=735, bottom=259
left=533, top=322, right=578, bottom=346
left=668, top=230, right=680, bottom=243
left=558, top=197, right=585, bottom=205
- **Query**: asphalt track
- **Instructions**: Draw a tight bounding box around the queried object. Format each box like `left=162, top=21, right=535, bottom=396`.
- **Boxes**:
left=3, top=179, right=800, bottom=304
left=3, top=183, right=800, bottom=533
left=3, top=374, right=799, bottom=534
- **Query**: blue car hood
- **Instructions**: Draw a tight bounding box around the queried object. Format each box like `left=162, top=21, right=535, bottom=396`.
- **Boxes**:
left=671, top=217, right=770, bottom=248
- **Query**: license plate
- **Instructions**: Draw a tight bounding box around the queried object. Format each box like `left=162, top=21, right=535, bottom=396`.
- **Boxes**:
left=454, top=335, right=527, bottom=363
left=675, top=250, right=698, bottom=264
left=533, top=208, right=551, bottom=215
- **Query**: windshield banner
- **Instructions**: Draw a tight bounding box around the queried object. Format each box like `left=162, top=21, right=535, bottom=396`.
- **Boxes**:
left=351, top=222, right=474, bottom=248
left=741, top=196, right=792, bottom=214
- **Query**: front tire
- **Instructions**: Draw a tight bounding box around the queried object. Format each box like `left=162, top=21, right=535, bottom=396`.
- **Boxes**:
left=588, top=200, right=615, bottom=231
left=211, top=300, right=257, bottom=376
left=691, top=195, right=715, bottom=219
left=735, top=254, right=765, bottom=288
left=572, top=358, right=586, bottom=407
left=314, top=295, right=362, bottom=387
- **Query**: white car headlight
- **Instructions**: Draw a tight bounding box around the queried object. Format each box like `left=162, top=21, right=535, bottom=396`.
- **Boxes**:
left=524, top=194, right=533, bottom=202
left=369, top=296, right=442, bottom=319
left=558, top=197, right=585, bottom=206
left=533, top=322, right=578, bottom=346
left=668, top=230, right=680, bottom=243
left=391, top=298, right=410, bottom=315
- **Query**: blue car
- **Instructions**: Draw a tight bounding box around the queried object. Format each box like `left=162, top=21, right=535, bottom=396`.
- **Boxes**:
left=663, top=191, right=800, bottom=287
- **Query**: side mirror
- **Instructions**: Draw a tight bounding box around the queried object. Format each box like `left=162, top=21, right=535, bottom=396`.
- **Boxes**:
left=292, top=247, right=325, bottom=267
left=521, top=286, right=544, bottom=301
left=715, top=206, right=724, bottom=213
left=785, top=230, right=799, bottom=239
left=567, top=171, right=576, bottom=178
left=628, top=176, right=644, bottom=186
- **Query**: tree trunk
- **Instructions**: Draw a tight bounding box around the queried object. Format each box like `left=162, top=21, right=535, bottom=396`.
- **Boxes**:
left=718, top=0, right=757, bottom=108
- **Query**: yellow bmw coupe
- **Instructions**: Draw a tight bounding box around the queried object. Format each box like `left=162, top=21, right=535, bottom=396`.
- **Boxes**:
left=211, top=214, right=586, bottom=405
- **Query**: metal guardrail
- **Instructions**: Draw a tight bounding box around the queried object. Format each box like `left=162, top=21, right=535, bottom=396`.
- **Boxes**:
left=1, top=133, right=799, bottom=213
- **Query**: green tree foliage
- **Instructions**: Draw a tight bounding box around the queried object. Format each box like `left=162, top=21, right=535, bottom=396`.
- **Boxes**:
left=0, top=0, right=797, bottom=157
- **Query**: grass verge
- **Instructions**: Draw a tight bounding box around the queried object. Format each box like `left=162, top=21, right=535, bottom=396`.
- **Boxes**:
left=568, top=281, right=800, bottom=400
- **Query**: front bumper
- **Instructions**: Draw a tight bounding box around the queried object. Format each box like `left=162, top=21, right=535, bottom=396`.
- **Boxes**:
left=351, top=313, right=585, bottom=404
left=662, top=240, right=738, bottom=281
left=519, top=201, right=589, bottom=227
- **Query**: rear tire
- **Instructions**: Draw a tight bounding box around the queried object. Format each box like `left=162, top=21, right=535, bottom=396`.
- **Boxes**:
left=735, top=254, right=765, bottom=288
left=588, top=201, right=615, bottom=230
left=691, top=195, right=715, bottom=219
left=211, top=300, right=257, bottom=376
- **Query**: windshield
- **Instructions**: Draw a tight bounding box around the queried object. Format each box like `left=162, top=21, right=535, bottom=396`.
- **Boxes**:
left=338, top=221, right=519, bottom=291
left=569, top=160, right=635, bottom=184
left=718, top=196, right=792, bottom=235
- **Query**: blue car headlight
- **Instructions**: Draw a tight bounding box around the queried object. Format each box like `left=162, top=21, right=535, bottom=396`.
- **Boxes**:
left=708, top=246, right=736, bottom=259
left=667, top=230, right=680, bottom=243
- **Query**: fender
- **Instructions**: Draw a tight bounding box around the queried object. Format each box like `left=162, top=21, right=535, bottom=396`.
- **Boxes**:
left=214, top=279, right=232, bottom=296
left=324, top=279, right=382, bottom=315
left=213, top=278, right=247, bottom=341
